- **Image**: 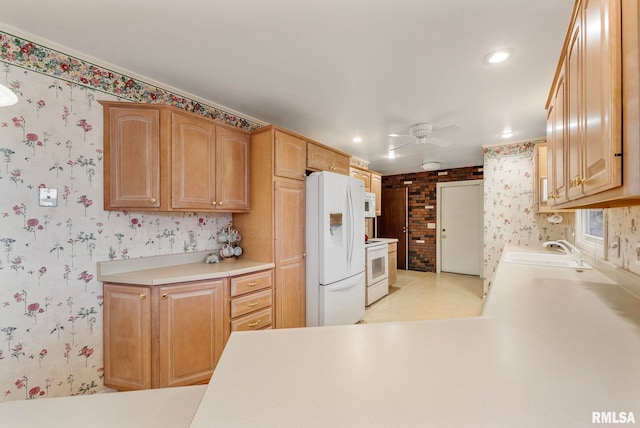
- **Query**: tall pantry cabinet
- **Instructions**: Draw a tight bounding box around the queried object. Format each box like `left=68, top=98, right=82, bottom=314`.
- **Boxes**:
left=233, top=126, right=307, bottom=328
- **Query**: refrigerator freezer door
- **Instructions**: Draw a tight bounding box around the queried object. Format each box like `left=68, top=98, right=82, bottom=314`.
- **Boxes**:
left=319, top=272, right=365, bottom=326
left=319, top=173, right=365, bottom=285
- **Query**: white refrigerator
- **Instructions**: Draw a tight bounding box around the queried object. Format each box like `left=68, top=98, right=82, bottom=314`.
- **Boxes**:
left=306, top=171, right=365, bottom=327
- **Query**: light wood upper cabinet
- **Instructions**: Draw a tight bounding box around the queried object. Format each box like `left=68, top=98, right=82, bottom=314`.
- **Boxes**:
left=371, top=172, right=382, bottom=216
left=103, top=279, right=226, bottom=390
left=546, top=69, right=569, bottom=205
left=274, top=130, right=306, bottom=180
left=307, top=142, right=350, bottom=175
left=99, top=101, right=250, bottom=212
left=171, top=111, right=217, bottom=210
left=545, top=0, right=640, bottom=208
left=350, top=167, right=371, bottom=191
left=351, top=166, right=382, bottom=216
left=102, top=105, right=164, bottom=210
left=215, top=126, right=250, bottom=210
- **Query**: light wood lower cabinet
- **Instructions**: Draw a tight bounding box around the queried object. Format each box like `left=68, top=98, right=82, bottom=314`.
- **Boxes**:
left=229, top=270, right=274, bottom=334
left=388, top=242, right=398, bottom=286
left=103, top=279, right=226, bottom=390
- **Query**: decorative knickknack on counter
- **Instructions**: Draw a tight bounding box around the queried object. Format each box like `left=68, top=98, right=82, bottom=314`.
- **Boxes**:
left=218, top=223, right=242, bottom=258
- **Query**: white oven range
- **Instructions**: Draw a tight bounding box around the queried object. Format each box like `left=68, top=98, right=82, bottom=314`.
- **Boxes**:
left=364, top=240, right=389, bottom=306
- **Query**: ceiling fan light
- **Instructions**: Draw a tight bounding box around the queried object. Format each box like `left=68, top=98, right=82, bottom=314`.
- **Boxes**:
left=0, top=83, right=18, bottom=107
left=421, top=161, right=441, bottom=171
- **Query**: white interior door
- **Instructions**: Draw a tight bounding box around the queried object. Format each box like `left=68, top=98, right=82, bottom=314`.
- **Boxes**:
left=437, top=180, right=483, bottom=276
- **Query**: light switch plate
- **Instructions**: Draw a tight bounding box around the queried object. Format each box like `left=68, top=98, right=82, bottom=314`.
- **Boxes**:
left=39, top=188, right=58, bottom=207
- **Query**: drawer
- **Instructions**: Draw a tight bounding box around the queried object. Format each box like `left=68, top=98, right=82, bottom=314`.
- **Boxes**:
left=230, top=270, right=273, bottom=297
left=231, top=289, right=272, bottom=318
left=231, top=307, right=272, bottom=331
left=388, top=242, right=397, bottom=253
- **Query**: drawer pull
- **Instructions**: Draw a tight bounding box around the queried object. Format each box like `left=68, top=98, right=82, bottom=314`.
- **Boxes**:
left=248, top=320, right=262, bottom=328
left=248, top=281, right=260, bottom=286
left=247, top=301, right=261, bottom=307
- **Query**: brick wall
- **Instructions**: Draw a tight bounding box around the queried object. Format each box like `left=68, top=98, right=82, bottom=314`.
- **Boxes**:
left=381, top=166, right=484, bottom=271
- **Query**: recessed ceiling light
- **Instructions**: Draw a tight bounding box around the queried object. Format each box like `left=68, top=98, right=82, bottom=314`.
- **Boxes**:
left=500, top=130, right=516, bottom=139
left=387, top=151, right=397, bottom=159
left=352, top=137, right=362, bottom=143
left=483, top=48, right=515, bottom=65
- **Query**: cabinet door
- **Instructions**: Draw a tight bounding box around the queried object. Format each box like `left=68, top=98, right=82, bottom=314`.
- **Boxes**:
left=581, top=0, right=622, bottom=196
left=566, top=17, right=583, bottom=201
left=547, top=67, right=568, bottom=205
left=331, top=153, right=351, bottom=176
left=307, top=142, right=334, bottom=172
left=216, top=126, right=250, bottom=211
left=171, top=112, right=217, bottom=210
left=103, top=283, right=152, bottom=390
left=274, top=130, right=306, bottom=180
left=274, top=179, right=306, bottom=328
left=105, top=107, right=161, bottom=209
left=158, top=280, right=225, bottom=388
left=371, top=173, right=382, bottom=216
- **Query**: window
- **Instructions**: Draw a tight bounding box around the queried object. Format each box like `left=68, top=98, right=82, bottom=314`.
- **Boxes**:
left=575, top=209, right=606, bottom=259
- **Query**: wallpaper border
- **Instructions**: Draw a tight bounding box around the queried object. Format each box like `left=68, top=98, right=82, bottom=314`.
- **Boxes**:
left=483, top=140, right=540, bottom=159
left=0, top=30, right=262, bottom=131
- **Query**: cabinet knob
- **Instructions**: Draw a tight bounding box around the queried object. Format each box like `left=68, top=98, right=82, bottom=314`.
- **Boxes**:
left=248, top=320, right=262, bottom=328
left=211, top=201, right=216, bottom=206
left=218, top=201, right=223, bottom=206
left=139, top=293, right=146, bottom=299
left=162, top=293, right=168, bottom=299
left=150, top=198, right=157, bottom=204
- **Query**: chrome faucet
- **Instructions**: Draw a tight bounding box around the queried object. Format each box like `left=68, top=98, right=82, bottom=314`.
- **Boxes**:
left=543, top=240, right=571, bottom=255
left=543, top=240, right=583, bottom=266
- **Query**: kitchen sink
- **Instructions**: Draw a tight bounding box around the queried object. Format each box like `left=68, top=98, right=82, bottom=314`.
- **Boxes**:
left=503, top=251, right=593, bottom=270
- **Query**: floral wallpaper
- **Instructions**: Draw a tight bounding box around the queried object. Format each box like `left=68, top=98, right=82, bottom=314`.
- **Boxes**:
left=606, top=206, right=640, bottom=277
left=0, top=31, right=255, bottom=403
left=483, top=141, right=640, bottom=291
left=483, top=141, right=575, bottom=293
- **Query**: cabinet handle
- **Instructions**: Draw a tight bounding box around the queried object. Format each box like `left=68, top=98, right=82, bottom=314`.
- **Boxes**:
left=248, top=281, right=260, bottom=286
left=139, top=294, right=146, bottom=299
left=247, top=301, right=261, bottom=307
left=248, top=320, right=262, bottom=328
left=150, top=198, right=157, bottom=204
left=211, top=201, right=216, bottom=206
left=162, top=293, right=168, bottom=299
left=218, top=201, right=223, bottom=206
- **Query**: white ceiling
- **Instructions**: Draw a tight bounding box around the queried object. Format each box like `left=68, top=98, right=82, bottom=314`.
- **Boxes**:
left=1, top=0, right=574, bottom=175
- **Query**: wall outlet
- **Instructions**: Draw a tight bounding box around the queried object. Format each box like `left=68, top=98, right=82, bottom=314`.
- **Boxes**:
left=188, top=231, right=197, bottom=247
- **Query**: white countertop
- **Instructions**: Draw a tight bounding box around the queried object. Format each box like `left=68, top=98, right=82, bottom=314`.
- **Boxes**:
left=97, top=251, right=274, bottom=285
left=5, top=246, right=640, bottom=427
left=191, top=246, right=640, bottom=427
left=0, top=385, right=206, bottom=428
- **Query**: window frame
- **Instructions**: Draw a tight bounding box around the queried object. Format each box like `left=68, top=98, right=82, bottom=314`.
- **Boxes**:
left=574, top=208, right=607, bottom=259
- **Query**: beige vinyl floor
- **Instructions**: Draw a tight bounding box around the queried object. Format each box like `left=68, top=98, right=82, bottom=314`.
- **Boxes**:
left=362, top=270, right=485, bottom=324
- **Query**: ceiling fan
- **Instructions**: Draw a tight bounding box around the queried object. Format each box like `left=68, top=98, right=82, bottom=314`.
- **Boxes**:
left=388, top=123, right=461, bottom=152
